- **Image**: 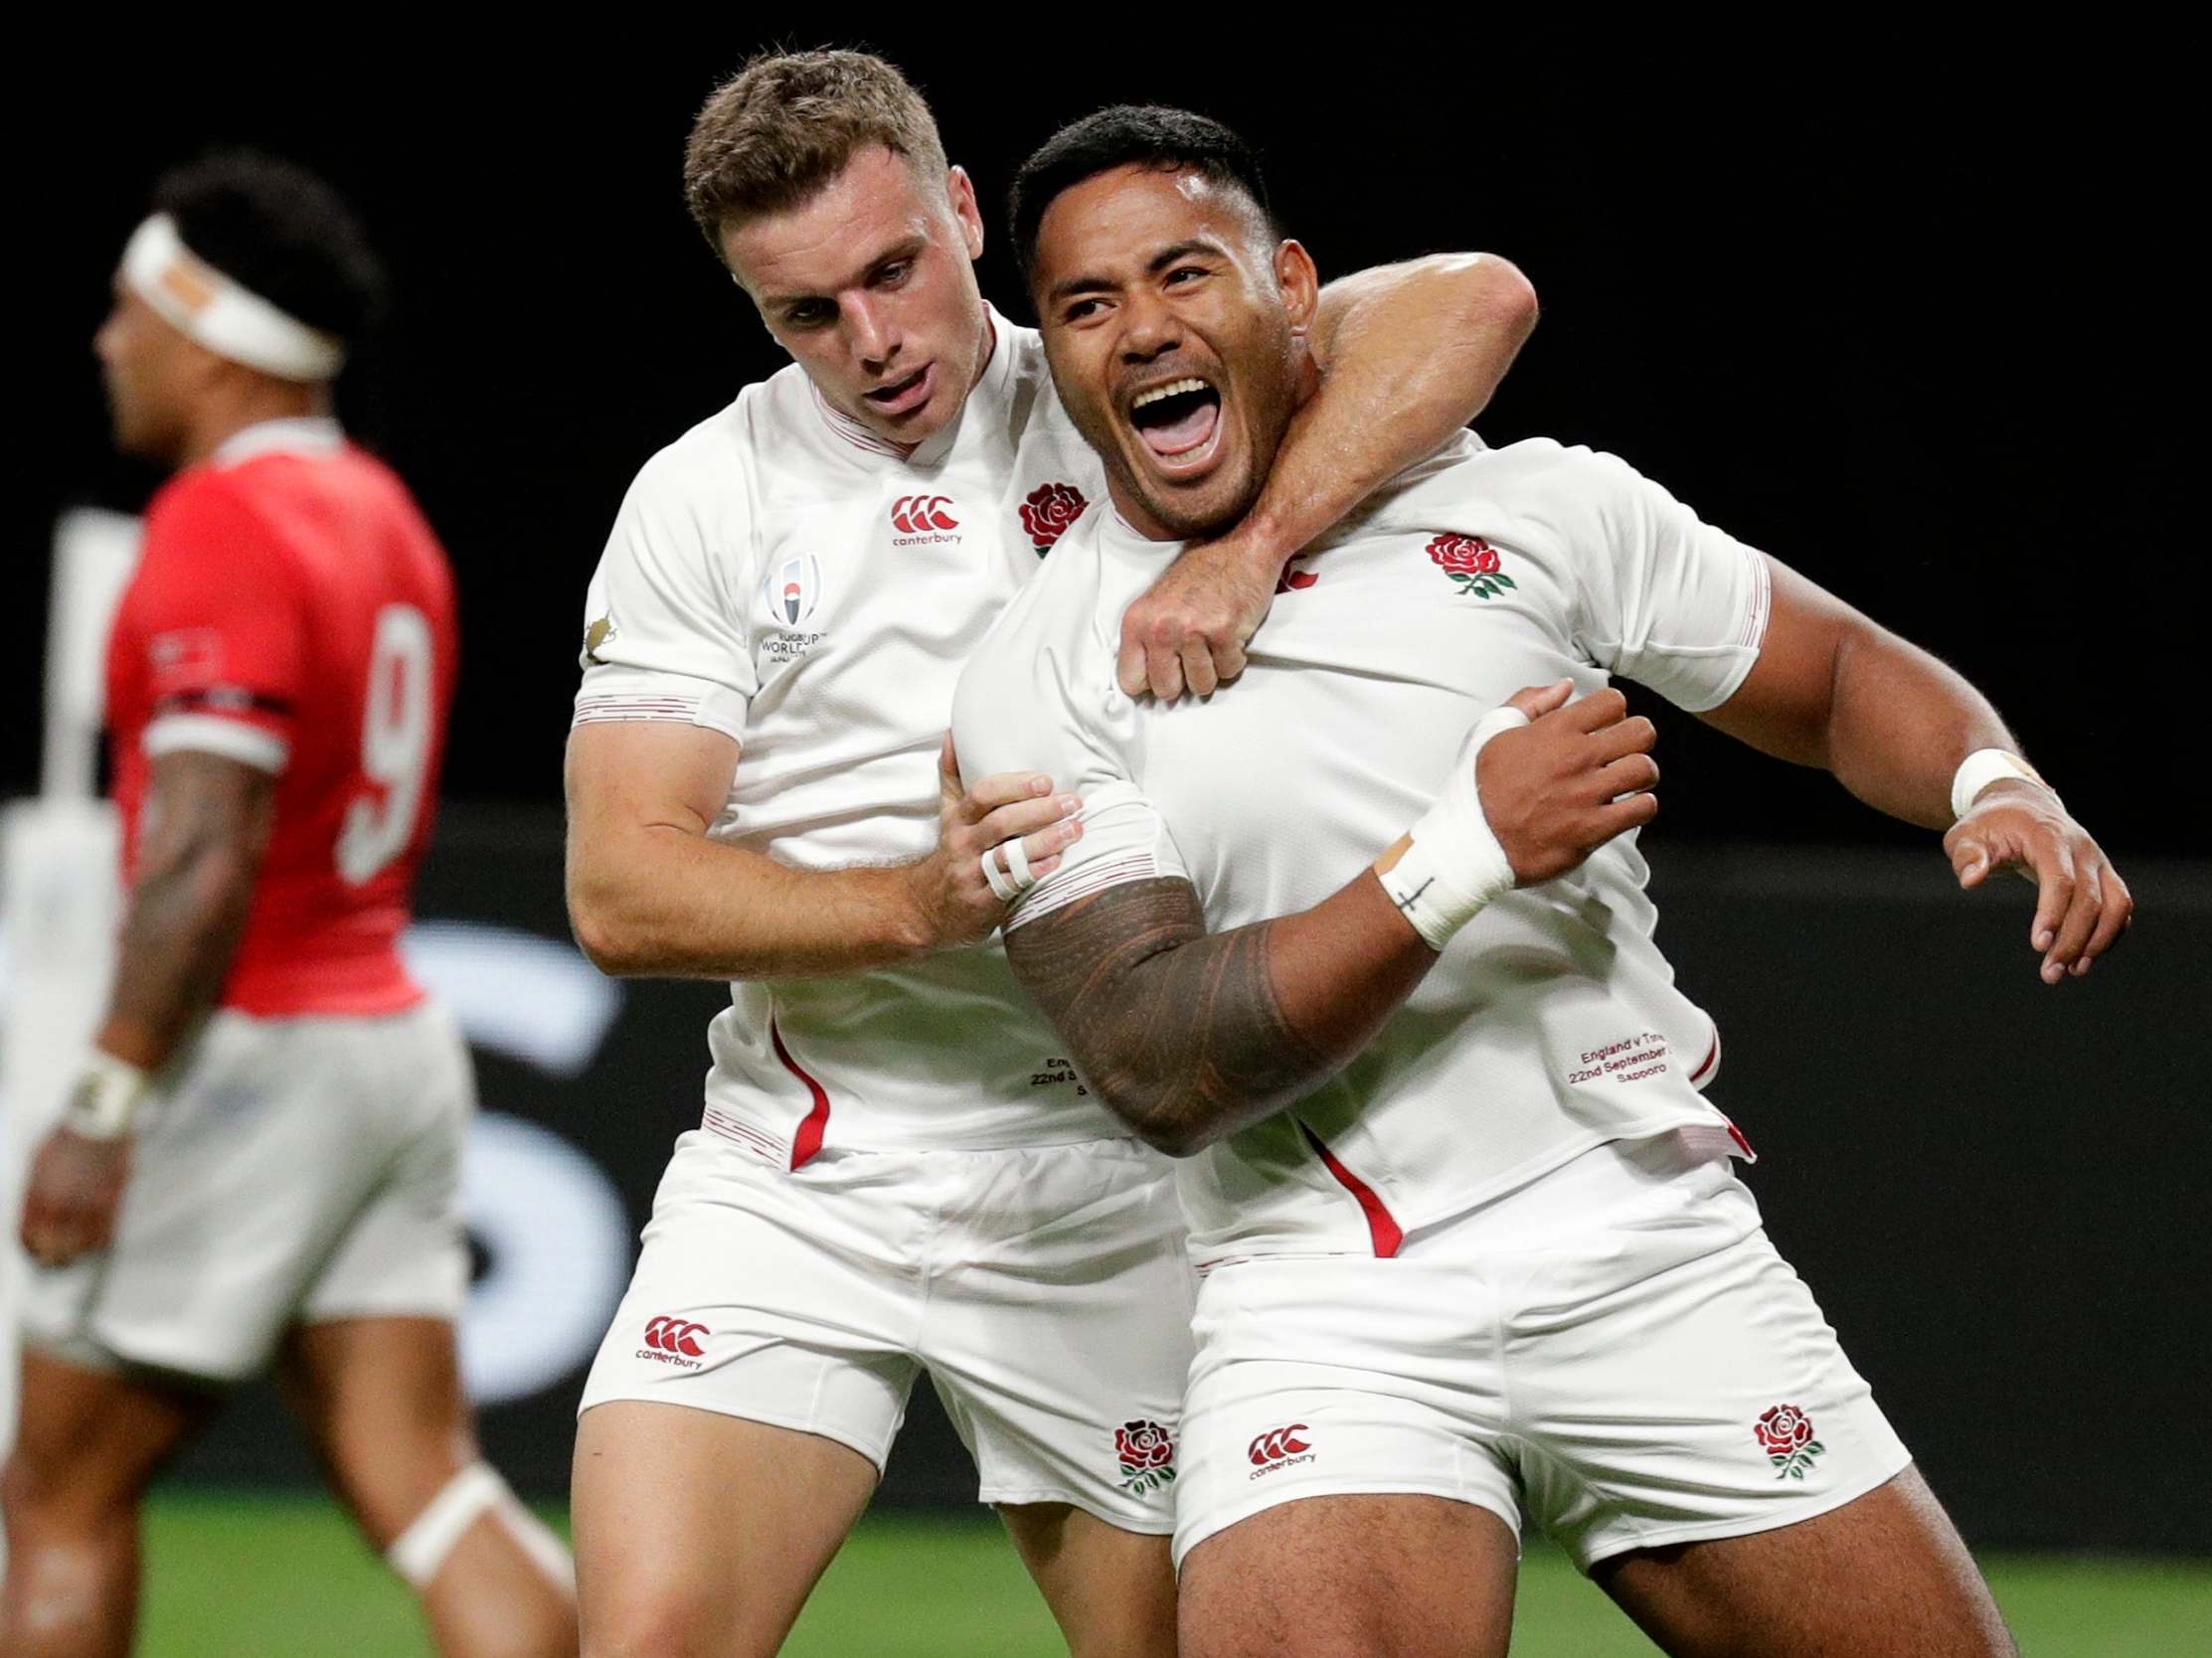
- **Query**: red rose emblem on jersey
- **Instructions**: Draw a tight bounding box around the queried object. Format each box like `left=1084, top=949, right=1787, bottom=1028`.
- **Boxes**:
left=1115, top=1419, right=1175, bottom=1471
left=1021, top=482, right=1088, bottom=553
left=1426, top=532, right=1513, bottom=599
left=1754, top=1404, right=1826, bottom=1481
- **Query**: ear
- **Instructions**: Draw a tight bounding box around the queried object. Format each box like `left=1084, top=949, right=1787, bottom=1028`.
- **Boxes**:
left=1276, top=239, right=1320, bottom=338
left=946, top=165, right=985, bottom=261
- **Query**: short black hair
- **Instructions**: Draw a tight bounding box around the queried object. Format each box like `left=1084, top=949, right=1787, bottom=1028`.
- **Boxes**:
left=1009, top=105, right=1276, bottom=280
left=153, top=151, right=387, bottom=343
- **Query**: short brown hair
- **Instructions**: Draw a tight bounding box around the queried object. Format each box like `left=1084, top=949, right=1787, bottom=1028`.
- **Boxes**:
left=683, top=50, right=948, bottom=251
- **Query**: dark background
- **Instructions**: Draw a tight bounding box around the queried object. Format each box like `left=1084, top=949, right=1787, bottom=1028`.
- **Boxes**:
left=13, top=33, right=2195, bottom=837
left=15, top=32, right=2206, bottom=1556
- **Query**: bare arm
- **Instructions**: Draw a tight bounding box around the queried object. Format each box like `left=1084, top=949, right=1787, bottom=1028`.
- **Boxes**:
left=564, top=721, right=1083, bottom=979
left=1002, top=686, right=1657, bottom=1155
left=22, top=750, right=272, bottom=1264
left=1702, top=557, right=2131, bottom=980
left=1005, top=873, right=1427, bottom=1156
left=1119, top=252, right=1539, bottom=698
left=97, top=750, right=274, bottom=1070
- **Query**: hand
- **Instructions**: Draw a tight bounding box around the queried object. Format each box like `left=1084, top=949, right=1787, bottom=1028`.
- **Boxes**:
left=1476, top=681, right=1660, bottom=886
left=20, top=1124, right=132, bottom=1266
left=1944, top=779, right=2131, bottom=983
left=906, top=736, right=1084, bottom=949
left=1116, top=531, right=1279, bottom=701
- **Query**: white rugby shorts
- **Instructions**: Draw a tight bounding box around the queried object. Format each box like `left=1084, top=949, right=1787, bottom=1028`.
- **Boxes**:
left=1173, top=1131, right=1912, bottom=1572
left=22, top=1001, right=473, bottom=1384
left=580, top=1129, right=1195, bottom=1532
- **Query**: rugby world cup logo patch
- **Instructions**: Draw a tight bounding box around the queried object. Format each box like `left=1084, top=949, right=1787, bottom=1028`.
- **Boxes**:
left=762, top=555, right=823, bottom=626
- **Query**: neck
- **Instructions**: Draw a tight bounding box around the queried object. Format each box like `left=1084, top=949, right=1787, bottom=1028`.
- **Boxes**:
left=178, top=379, right=331, bottom=468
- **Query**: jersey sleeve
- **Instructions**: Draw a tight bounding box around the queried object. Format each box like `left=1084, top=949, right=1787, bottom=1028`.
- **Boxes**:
left=572, top=445, right=756, bottom=744
left=950, top=591, right=1189, bottom=934
left=1567, top=450, right=1774, bottom=713
left=129, top=479, right=308, bottom=773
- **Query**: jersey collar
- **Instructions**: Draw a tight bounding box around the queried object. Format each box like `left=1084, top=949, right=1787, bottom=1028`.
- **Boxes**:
left=212, top=415, right=346, bottom=466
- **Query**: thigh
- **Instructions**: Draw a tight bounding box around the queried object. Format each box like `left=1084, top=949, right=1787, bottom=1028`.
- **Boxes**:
left=276, top=1316, right=474, bottom=1546
left=301, top=1005, right=471, bottom=1327
left=1595, top=1466, right=2017, bottom=1658
left=578, top=1138, right=926, bottom=1474
left=4, top=1348, right=217, bottom=1521
left=1180, top=1494, right=1518, bottom=1658
left=925, top=1141, right=1193, bottom=1534
left=573, top=1401, right=876, bottom=1658
left=998, top=1502, right=1175, bottom=1658
left=1516, top=1220, right=1913, bottom=1573
left=24, top=1014, right=379, bottom=1382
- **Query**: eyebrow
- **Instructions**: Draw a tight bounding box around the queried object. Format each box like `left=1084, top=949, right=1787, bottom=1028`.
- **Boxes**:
left=758, top=234, right=927, bottom=311
left=1046, top=239, right=1223, bottom=305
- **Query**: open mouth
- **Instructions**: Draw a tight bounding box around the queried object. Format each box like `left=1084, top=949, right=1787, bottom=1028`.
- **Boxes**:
left=1128, top=377, right=1222, bottom=469
left=864, top=362, right=936, bottom=418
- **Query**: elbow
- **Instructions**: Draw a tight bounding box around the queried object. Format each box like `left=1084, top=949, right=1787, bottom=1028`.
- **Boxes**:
left=1106, top=1087, right=1221, bottom=1160
left=568, top=891, right=652, bottom=978
left=1461, top=252, right=1539, bottom=343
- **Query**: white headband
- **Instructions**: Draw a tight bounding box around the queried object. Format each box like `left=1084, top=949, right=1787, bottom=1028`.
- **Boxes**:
left=120, top=214, right=346, bottom=383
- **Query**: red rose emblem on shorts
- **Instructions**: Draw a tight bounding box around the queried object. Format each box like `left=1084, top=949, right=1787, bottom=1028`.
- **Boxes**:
left=1115, top=1418, right=1175, bottom=1472
left=1754, top=1404, right=1826, bottom=1480
left=1021, top=482, right=1088, bottom=553
left=1425, top=532, right=1513, bottom=598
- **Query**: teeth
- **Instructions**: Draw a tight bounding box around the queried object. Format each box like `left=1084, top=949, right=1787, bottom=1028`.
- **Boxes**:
left=1132, top=377, right=1210, bottom=410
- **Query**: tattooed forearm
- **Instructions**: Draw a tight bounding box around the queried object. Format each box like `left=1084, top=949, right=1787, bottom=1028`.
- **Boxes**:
left=99, top=751, right=274, bottom=1071
left=1002, top=873, right=1437, bottom=1156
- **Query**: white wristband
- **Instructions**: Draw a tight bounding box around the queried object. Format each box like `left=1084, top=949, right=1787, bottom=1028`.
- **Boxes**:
left=1950, top=748, right=2055, bottom=822
left=64, top=1050, right=151, bottom=1140
left=1378, top=706, right=1530, bottom=951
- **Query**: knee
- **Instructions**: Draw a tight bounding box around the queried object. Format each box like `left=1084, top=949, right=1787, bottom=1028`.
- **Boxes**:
left=581, top=1593, right=733, bottom=1658
left=2, top=1445, right=135, bottom=1542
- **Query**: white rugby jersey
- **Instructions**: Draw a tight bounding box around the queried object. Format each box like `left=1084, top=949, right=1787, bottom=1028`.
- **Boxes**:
left=574, top=311, right=1128, bottom=1158
left=951, top=434, right=1772, bottom=1260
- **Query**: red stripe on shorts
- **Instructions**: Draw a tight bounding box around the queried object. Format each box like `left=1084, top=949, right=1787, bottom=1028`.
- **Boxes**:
left=771, top=1017, right=831, bottom=1170
left=1298, top=1122, right=1403, bottom=1258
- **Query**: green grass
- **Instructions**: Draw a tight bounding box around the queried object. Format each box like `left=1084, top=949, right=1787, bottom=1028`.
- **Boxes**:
left=138, top=1490, right=2208, bottom=1656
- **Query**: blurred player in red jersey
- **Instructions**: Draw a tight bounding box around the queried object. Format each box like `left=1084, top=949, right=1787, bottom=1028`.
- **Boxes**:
left=2, top=155, right=577, bottom=1658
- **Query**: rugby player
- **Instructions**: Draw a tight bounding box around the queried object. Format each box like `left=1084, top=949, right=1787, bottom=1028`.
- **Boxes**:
left=3, top=155, right=577, bottom=1658
left=952, top=106, right=2130, bottom=1658
left=563, top=50, right=1538, bottom=1658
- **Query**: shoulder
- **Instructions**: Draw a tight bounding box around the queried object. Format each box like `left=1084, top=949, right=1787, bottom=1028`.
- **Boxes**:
left=958, top=515, right=1109, bottom=713
left=1360, top=434, right=1663, bottom=549
left=622, top=392, right=765, bottom=515
left=139, top=466, right=290, bottom=580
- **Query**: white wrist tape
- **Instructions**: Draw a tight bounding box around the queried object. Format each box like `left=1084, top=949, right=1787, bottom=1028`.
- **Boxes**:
left=1378, top=706, right=1530, bottom=951
left=64, top=1050, right=150, bottom=1141
left=981, top=835, right=1036, bottom=904
left=386, top=1462, right=574, bottom=1591
left=121, top=215, right=347, bottom=383
left=1950, top=748, right=2055, bottom=821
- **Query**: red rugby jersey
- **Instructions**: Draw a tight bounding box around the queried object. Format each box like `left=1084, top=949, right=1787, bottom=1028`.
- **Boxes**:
left=104, top=419, right=458, bottom=1017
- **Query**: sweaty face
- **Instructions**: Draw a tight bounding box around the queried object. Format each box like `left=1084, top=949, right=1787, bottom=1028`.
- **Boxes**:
left=1031, top=165, right=1312, bottom=541
left=725, top=146, right=991, bottom=448
left=93, top=284, right=197, bottom=461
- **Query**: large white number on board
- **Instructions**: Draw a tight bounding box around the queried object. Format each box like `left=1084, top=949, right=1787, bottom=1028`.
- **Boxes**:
left=338, top=604, right=433, bottom=886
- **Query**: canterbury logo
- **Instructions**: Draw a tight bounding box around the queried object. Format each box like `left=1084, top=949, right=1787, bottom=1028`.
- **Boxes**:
left=892, top=494, right=958, bottom=533
left=1248, top=1423, right=1312, bottom=1466
left=642, top=1316, right=708, bottom=1358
